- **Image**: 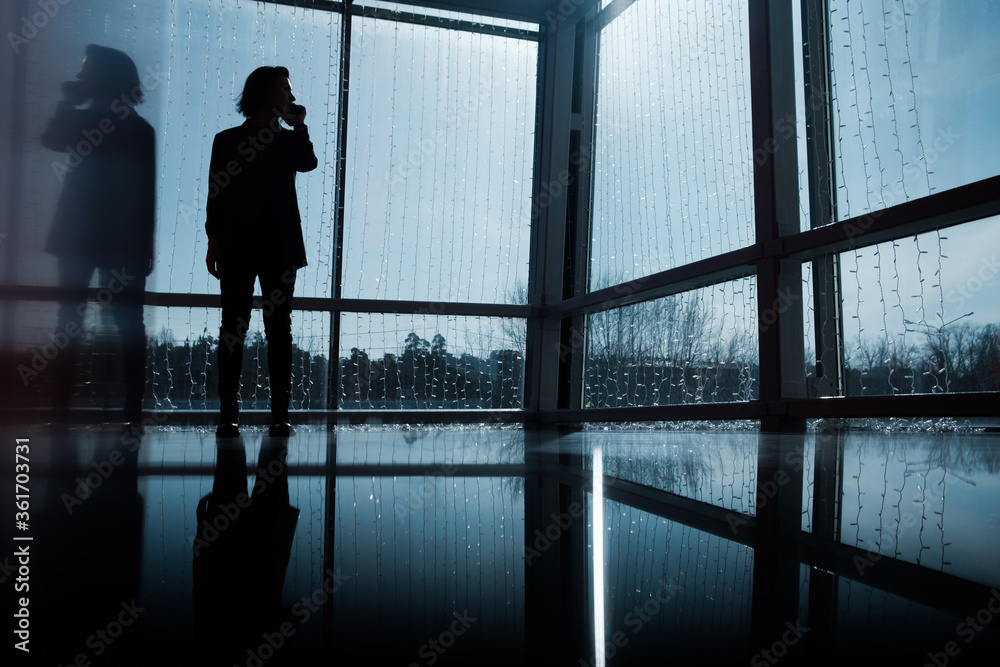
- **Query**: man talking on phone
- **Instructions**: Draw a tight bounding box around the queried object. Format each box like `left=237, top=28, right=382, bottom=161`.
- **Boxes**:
left=205, top=66, right=318, bottom=438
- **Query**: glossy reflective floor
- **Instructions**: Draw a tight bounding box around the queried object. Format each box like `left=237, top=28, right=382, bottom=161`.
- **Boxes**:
left=2, top=424, right=999, bottom=665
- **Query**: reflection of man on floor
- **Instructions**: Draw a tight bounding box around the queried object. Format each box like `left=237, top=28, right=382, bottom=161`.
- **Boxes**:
left=33, top=430, right=144, bottom=664
left=193, top=436, right=299, bottom=661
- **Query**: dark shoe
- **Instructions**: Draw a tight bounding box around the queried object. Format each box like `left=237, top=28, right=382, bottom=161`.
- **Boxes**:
left=216, top=423, right=240, bottom=438
left=268, top=422, right=294, bottom=437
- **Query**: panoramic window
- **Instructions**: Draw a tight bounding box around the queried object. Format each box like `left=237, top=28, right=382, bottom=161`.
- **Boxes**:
left=827, top=0, right=1000, bottom=222
left=342, top=15, right=537, bottom=304
left=585, top=277, right=759, bottom=408
left=590, top=0, right=754, bottom=291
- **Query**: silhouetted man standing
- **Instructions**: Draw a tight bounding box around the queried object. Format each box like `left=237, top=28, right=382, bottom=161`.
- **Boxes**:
left=206, top=66, right=317, bottom=437
left=42, top=45, right=155, bottom=424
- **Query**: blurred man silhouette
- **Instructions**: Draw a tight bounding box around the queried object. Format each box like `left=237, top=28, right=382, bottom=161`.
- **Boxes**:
left=41, top=44, right=155, bottom=424
left=205, top=66, right=317, bottom=438
left=33, top=428, right=144, bottom=664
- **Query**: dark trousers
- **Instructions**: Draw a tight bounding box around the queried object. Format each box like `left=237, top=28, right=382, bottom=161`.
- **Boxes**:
left=52, top=259, right=147, bottom=421
left=218, top=264, right=296, bottom=423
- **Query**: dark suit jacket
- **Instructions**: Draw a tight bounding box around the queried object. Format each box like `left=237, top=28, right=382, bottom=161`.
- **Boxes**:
left=42, top=102, right=156, bottom=268
left=205, top=120, right=318, bottom=270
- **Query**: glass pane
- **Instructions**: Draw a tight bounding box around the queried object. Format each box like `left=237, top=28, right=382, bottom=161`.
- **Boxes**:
left=11, top=0, right=342, bottom=299
left=590, top=0, right=754, bottom=290
left=585, top=277, right=758, bottom=407
left=343, top=17, right=537, bottom=303
left=840, top=217, right=1000, bottom=396
left=145, top=305, right=330, bottom=412
left=335, top=425, right=525, bottom=465
left=801, top=430, right=815, bottom=533
left=4, top=300, right=72, bottom=410
left=339, top=313, right=526, bottom=409
left=835, top=577, right=967, bottom=652
left=828, top=0, right=1000, bottom=221
left=596, top=500, right=753, bottom=663
left=333, top=475, right=525, bottom=662
left=838, top=430, right=1000, bottom=588
left=1, top=302, right=329, bottom=412
left=10, top=0, right=169, bottom=288
left=358, top=0, right=539, bottom=32
left=802, top=261, right=817, bottom=388
left=151, top=0, right=342, bottom=299
left=579, top=429, right=759, bottom=514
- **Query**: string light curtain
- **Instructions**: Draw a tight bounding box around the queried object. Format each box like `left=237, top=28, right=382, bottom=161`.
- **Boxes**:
left=585, top=277, right=758, bottom=408
left=589, top=0, right=754, bottom=291
left=820, top=0, right=1000, bottom=397
left=338, top=7, right=537, bottom=409
left=584, top=0, right=757, bottom=410
left=827, top=0, right=1000, bottom=221
left=149, top=0, right=341, bottom=412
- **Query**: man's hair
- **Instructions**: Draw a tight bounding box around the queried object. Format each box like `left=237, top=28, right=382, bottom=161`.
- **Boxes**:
left=84, top=44, right=143, bottom=105
left=236, top=66, right=289, bottom=118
